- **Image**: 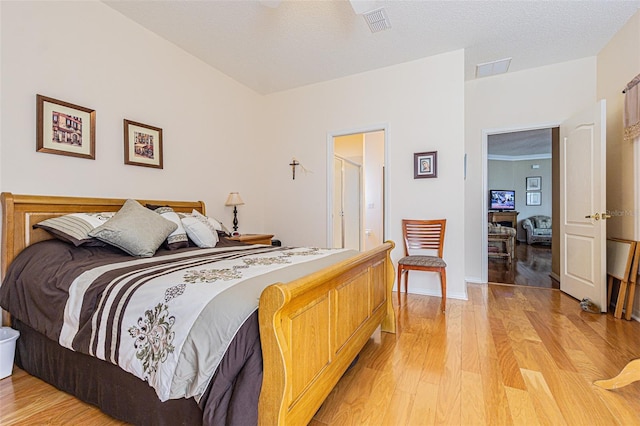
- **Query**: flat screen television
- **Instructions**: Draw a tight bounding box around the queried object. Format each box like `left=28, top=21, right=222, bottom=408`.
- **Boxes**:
left=489, top=189, right=515, bottom=211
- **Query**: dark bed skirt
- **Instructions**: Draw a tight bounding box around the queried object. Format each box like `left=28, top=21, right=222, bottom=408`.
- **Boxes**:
left=12, top=310, right=263, bottom=426
left=13, top=318, right=203, bottom=425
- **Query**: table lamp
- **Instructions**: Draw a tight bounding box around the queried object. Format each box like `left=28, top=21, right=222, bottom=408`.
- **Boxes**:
left=225, top=192, right=244, bottom=234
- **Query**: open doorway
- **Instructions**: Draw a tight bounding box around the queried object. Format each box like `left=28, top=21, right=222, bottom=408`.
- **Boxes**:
left=328, top=129, right=386, bottom=251
left=485, top=127, right=560, bottom=288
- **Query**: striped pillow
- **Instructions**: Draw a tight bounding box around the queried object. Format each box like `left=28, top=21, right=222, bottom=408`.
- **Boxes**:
left=34, top=212, right=115, bottom=246
left=154, top=206, right=189, bottom=250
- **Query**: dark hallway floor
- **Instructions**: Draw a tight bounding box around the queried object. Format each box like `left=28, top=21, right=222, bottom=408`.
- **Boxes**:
left=488, top=242, right=557, bottom=289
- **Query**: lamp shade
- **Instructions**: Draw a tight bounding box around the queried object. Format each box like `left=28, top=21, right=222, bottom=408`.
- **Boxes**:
left=225, top=192, right=245, bottom=206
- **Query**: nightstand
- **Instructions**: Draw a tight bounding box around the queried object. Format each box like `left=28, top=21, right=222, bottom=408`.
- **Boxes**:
left=228, top=234, right=274, bottom=245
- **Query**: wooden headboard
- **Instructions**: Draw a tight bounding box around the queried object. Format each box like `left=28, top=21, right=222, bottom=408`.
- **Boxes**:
left=0, top=192, right=206, bottom=279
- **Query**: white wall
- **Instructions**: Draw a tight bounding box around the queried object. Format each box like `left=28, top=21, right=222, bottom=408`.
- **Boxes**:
left=263, top=50, right=467, bottom=300
left=0, top=1, right=267, bottom=233
left=2, top=2, right=466, bottom=300
left=596, top=10, right=640, bottom=318
left=0, top=0, right=3, bottom=199
left=465, top=58, right=597, bottom=283
left=335, top=134, right=364, bottom=164
left=597, top=11, right=640, bottom=242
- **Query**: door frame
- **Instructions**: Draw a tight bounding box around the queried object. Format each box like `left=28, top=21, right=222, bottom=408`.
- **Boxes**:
left=481, top=121, right=560, bottom=283
left=326, top=123, right=389, bottom=248
left=635, top=139, right=640, bottom=241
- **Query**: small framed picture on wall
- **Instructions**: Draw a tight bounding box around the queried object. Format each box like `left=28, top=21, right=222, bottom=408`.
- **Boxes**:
left=526, top=176, right=541, bottom=191
left=414, top=151, right=437, bottom=179
left=124, top=119, right=163, bottom=169
left=526, top=192, right=542, bottom=206
left=36, top=94, right=96, bottom=159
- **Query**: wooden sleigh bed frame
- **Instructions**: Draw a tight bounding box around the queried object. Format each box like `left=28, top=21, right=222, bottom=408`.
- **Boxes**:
left=0, top=192, right=396, bottom=425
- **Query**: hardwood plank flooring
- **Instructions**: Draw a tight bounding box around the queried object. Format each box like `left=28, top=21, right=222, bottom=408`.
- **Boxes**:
left=489, top=242, right=557, bottom=289
left=3, top=286, right=640, bottom=425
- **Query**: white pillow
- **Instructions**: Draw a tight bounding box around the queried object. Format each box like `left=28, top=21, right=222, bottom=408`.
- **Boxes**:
left=181, top=216, right=219, bottom=248
left=155, top=207, right=189, bottom=249
left=191, top=210, right=233, bottom=236
left=191, top=209, right=222, bottom=231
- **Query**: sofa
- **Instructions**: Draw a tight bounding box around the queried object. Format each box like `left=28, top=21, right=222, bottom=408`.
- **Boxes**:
left=522, top=215, right=552, bottom=244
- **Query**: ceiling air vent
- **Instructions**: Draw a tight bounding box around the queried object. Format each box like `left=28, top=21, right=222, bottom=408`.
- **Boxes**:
left=363, top=8, right=391, bottom=33
left=475, top=58, right=512, bottom=78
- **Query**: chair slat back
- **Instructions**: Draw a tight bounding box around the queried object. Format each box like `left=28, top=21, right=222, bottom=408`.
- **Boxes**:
left=402, top=219, right=446, bottom=258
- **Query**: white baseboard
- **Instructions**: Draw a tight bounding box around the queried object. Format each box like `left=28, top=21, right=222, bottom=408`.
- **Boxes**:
left=403, top=287, right=468, bottom=301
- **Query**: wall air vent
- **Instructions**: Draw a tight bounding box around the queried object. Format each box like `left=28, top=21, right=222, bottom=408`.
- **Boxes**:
left=363, top=8, right=391, bottom=33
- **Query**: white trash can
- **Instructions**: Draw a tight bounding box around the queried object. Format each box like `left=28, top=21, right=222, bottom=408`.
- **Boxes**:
left=0, top=327, right=20, bottom=379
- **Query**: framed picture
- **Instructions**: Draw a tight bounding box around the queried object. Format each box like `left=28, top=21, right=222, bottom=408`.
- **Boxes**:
left=414, top=151, right=438, bottom=179
left=526, top=192, right=542, bottom=206
left=36, top=94, right=96, bottom=159
left=124, top=119, right=163, bottom=169
left=526, top=176, right=542, bottom=191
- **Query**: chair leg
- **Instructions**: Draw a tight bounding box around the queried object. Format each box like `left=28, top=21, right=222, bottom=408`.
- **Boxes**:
left=397, top=269, right=410, bottom=306
left=440, top=268, right=447, bottom=313
left=405, top=270, right=409, bottom=295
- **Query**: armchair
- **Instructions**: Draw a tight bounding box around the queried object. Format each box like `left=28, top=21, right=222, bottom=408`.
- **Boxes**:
left=522, top=215, right=552, bottom=244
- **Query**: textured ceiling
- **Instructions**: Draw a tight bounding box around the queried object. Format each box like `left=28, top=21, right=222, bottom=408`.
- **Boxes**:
left=488, top=129, right=552, bottom=157
left=103, top=1, right=640, bottom=95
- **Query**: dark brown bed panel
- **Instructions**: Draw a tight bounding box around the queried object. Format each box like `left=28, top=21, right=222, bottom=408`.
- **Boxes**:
left=12, top=310, right=263, bottom=426
left=13, top=319, right=200, bottom=425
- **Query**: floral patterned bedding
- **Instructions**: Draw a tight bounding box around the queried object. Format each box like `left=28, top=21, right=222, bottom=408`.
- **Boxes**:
left=0, top=239, right=356, bottom=403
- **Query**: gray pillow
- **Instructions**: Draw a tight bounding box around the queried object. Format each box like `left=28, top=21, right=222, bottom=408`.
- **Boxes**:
left=89, top=199, right=178, bottom=257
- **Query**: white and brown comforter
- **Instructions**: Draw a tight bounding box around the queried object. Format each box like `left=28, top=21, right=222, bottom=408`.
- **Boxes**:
left=0, top=240, right=356, bottom=403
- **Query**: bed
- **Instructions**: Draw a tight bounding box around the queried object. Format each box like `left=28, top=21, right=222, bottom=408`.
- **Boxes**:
left=0, top=192, right=396, bottom=425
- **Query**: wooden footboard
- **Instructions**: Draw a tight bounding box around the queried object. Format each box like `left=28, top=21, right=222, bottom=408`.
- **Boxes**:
left=258, top=241, right=396, bottom=425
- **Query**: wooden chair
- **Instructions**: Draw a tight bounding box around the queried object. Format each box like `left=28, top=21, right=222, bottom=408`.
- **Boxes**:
left=397, top=219, right=447, bottom=312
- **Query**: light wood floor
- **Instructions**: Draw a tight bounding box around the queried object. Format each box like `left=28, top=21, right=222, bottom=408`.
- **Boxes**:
left=3, top=285, right=640, bottom=425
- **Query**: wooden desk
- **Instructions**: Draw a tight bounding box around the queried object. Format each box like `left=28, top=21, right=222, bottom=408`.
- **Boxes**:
left=228, top=233, right=274, bottom=245
left=488, top=211, right=519, bottom=229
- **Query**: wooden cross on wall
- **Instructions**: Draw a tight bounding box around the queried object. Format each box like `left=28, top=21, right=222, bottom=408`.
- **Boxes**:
left=289, top=158, right=300, bottom=180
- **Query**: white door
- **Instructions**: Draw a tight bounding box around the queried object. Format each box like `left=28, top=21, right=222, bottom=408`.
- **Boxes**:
left=560, top=100, right=607, bottom=311
left=332, top=156, right=362, bottom=250
left=342, top=160, right=362, bottom=250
